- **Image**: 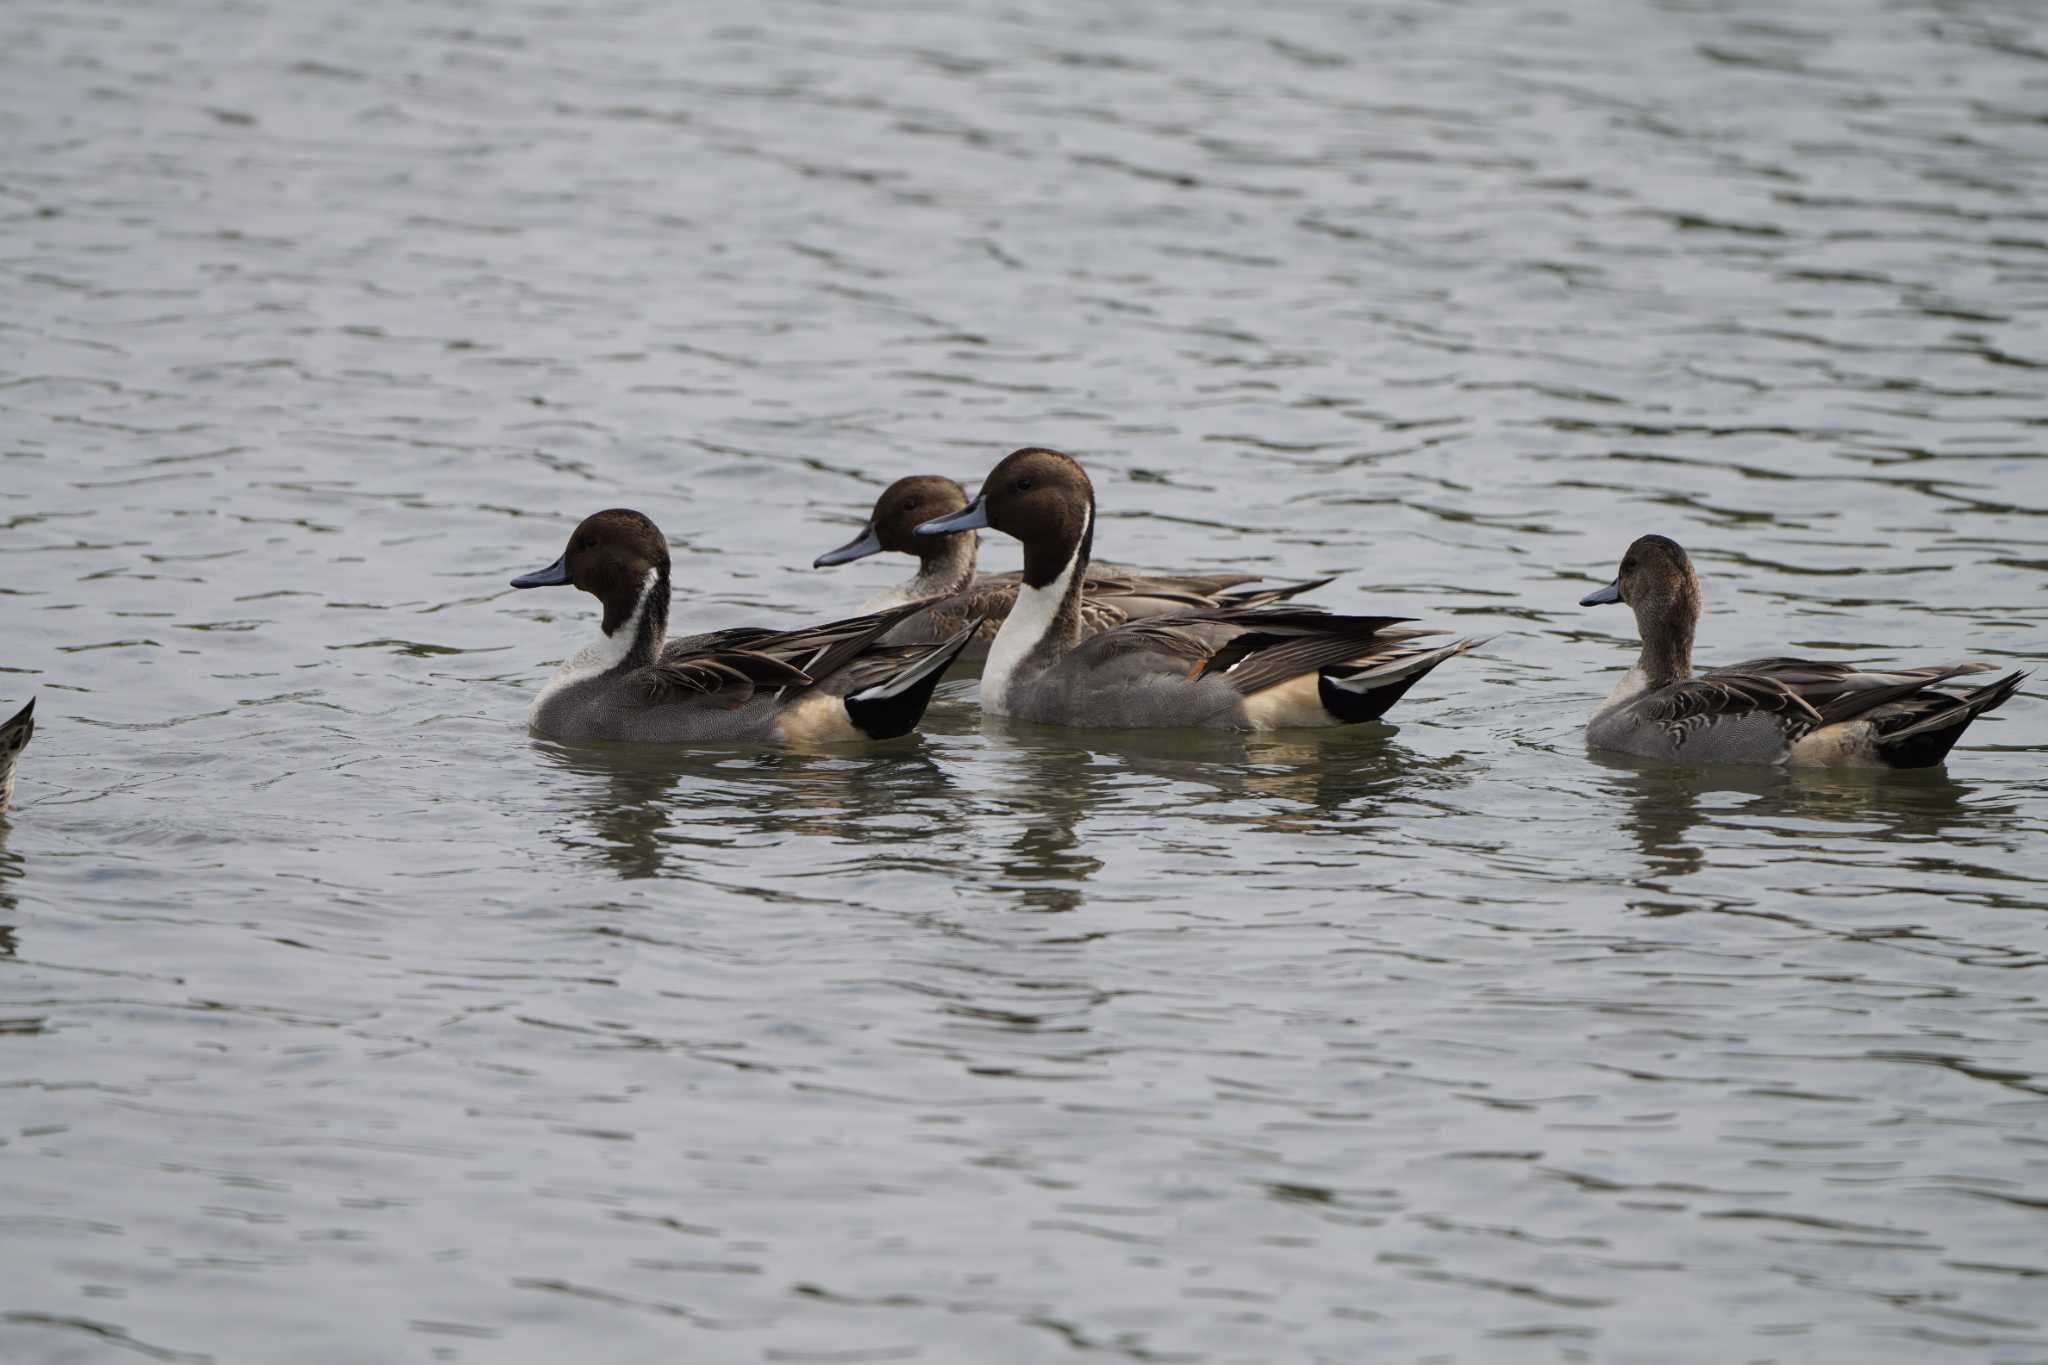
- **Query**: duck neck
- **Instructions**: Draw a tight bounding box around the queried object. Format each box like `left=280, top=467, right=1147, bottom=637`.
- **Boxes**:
left=600, top=567, right=668, bottom=673
left=982, top=508, right=1092, bottom=711
left=1633, top=601, right=1694, bottom=688
left=909, top=530, right=976, bottom=599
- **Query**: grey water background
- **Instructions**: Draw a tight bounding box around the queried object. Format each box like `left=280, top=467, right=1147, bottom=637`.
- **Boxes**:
left=3, top=0, right=2046, bottom=1360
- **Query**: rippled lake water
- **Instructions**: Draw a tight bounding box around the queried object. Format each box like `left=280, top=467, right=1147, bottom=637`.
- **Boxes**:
left=4, top=0, right=2046, bottom=1360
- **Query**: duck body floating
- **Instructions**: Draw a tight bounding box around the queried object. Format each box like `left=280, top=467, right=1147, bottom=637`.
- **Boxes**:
left=914, top=449, right=1482, bottom=731
left=0, top=698, right=30, bottom=814
left=512, top=509, right=975, bottom=745
left=1580, top=534, right=2025, bottom=767
left=815, top=472, right=1329, bottom=656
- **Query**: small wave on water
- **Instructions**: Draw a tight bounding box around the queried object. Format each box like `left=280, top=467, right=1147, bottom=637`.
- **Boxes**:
left=1, top=0, right=2043, bottom=1360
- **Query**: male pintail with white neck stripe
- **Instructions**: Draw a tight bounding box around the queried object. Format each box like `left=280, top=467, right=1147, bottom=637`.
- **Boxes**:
left=0, top=697, right=32, bottom=815
left=912, top=448, right=1484, bottom=729
left=815, top=472, right=1332, bottom=654
left=511, top=509, right=976, bottom=744
left=1579, top=534, right=2026, bottom=766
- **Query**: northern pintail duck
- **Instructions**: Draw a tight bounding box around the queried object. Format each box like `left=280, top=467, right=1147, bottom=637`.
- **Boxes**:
left=911, top=448, right=1483, bottom=729
left=0, top=698, right=31, bottom=814
left=1579, top=534, right=2026, bottom=766
left=815, top=473, right=1328, bottom=650
left=511, top=509, right=975, bottom=744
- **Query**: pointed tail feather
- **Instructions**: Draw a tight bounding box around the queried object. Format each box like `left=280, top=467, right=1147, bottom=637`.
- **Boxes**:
left=1194, top=611, right=1417, bottom=691
left=1873, top=670, right=2027, bottom=767
left=790, top=599, right=942, bottom=689
left=843, top=619, right=982, bottom=740
left=1217, top=575, right=1337, bottom=609
left=1814, top=664, right=1979, bottom=728
left=1319, top=637, right=1489, bottom=724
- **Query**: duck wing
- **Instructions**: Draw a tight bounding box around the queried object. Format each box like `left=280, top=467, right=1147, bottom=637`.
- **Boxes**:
left=897, top=578, right=1132, bottom=642
left=1215, top=576, right=1335, bottom=608
left=1088, top=565, right=1264, bottom=595
left=825, top=620, right=984, bottom=696
left=1070, top=605, right=1426, bottom=698
left=642, top=649, right=814, bottom=705
left=985, top=568, right=1324, bottom=603
left=1189, top=608, right=1432, bottom=697
left=1085, top=572, right=1333, bottom=619
left=1695, top=658, right=2025, bottom=764
left=1704, top=657, right=1998, bottom=726
left=643, top=600, right=934, bottom=706
left=1639, top=671, right=1823, bottom=733
left=1079, top=580, right=1317, bottom=623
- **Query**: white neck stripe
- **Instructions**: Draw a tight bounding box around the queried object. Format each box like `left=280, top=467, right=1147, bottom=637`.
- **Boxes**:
left=980, top=507, right=1088, bottom=716
left=532, top=568, right=662, bottom=716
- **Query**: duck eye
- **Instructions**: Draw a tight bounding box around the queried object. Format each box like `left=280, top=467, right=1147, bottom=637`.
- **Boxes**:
left=1015, top=477, right=1035, bottom=492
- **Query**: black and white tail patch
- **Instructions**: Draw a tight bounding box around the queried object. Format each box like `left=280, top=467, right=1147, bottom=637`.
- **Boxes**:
left=1876, top=669, right=2028, bottom=769
left=1319, top=639, right=1486, bottom=725
left=844, top=622, right=980, bottom=740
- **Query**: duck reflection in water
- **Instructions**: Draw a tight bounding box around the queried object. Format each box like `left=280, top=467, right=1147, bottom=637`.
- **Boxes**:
left=535, top=701, right=1482, bottom=895
left=1032, top=721, right=1459, bottom=809
left=0, top=836, right=21, bottom=918
left=973, top=731, right=1107, bottom=915
left=978, top=717, right=1469, bottom=912
left=1595, top=750, right=2016, bottom=892
left=533, top=735, right=958, bottom=881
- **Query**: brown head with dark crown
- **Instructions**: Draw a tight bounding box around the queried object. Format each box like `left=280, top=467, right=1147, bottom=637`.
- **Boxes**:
left=813, top=475, right=971, bottom=568
left=913, top=448, right=1095, bottom=588
left=1580, top=533, right=1701, bottom=680
left=511, top=508, right=671, bottom=637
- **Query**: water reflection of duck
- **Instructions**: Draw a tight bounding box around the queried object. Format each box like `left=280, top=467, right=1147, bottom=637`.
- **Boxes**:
left=975, top=735, right=1106, bottom=916
left=1768, top=765, right=2020, bottom=853
left=537, top=689, right=1476, bottom=898
left=978, top=717, right=1468, bottom=878
left=1239, top=729, right=1472, bottom=827
left=0, top=847, right=21, bottom=919
left=1592, top=749, right=2015, bottom=889
left=534, top=731, right=959, bottom=881
left=1593, top=752, right=1768, bottom=885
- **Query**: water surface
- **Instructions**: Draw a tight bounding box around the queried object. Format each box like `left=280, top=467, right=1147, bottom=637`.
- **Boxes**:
left=3, top=0, right=2045, bottom=1361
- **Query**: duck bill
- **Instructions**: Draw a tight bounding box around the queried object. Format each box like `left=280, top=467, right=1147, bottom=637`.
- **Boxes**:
left=813, top=523, right=884, bottom=568
left=915, top=495, right=989, bottom=538
left=512, top=554, right=572, bottom=589
left=1579, top=580, right=1621, bottom=606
